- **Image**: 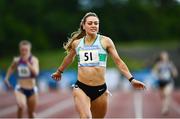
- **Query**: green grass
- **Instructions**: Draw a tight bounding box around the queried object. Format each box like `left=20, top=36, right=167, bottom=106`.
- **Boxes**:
left=35, top=50, right=67, bottom=70
left=0, top=50, right=140, bottom=71
left=0, top=56, right=12, bottom=71
left=117, top=39, right=179, bottom=49
left=0, top=40, right=179, bottom=71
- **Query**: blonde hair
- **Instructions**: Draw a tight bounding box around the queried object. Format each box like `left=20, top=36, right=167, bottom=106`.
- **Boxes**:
left=64, top=12, right=99, bottom=52
left=19, top=40, right=32, bottom=49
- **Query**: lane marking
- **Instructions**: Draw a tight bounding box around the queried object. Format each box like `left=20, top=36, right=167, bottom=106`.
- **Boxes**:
left=0, top=105, right=17, bottom=117
left=171, top=99, right=180, bottom=114
left=133, top=91, right=143, bottom=119
left=0, top=92, right=69, bottom=117
left=37, top=98, right=73, bottom=117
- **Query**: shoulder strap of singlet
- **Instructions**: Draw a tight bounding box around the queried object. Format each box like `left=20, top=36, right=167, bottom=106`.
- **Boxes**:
left=78, top=37, right=85, bottom=46
left=28, top=55, right=33, bottom=64
left=98, top=35, right=107, bottom=52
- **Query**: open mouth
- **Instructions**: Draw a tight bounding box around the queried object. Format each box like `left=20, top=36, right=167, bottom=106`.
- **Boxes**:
left=90, top=29, right=97, bottom=32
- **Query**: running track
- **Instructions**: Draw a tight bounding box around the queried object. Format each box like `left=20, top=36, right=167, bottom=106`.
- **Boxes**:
left=0, top=90, right=180, bottom=118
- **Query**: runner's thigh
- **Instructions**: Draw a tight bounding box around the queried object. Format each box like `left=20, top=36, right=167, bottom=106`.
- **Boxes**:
left=91, top=91, right=109, bottom=118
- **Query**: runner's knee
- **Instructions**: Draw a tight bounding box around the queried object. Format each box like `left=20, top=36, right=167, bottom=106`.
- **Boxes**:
left=18, top=103, right=26, bottom=110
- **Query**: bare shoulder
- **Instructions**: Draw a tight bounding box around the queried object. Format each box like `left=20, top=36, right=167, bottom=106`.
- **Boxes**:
left=13, top=56, right=20, bottom=64
left=10, top=56, right=20, bottom=68
left=71, top=39, right=81, bottom=49
left=100, top=35, right=114, bottom=48
left=32, top=56, right=39, bottom=62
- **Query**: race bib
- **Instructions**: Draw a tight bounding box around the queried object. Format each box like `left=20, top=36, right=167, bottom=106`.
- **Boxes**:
left=159, top=69, right=171, bottom=80
left=17, top=65, right=31, bottom=77
left=79, top=49, right=99, bottom=64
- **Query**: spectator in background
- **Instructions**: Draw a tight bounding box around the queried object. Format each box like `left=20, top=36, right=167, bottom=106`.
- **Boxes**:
left=152, top=51, right=178, bottom=115
left=4, top=40, right=39, bottom=118
left=51, top=12, right=146, bottom=118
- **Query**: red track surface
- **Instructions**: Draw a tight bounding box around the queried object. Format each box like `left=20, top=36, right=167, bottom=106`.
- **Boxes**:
left=0, top=90, right=180, bottom=118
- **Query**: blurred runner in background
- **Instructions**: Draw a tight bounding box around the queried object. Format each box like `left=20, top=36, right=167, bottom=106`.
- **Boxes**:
left=153, top=51, right=178, bottom=115
left=4, top=40, right=39, bottom=118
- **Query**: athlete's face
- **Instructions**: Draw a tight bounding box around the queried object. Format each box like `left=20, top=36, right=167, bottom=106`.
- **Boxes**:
left=19, top=44, right=31, bottom=56
left=160, top=52, right=169, bottom=61
left=83, top=16, right=99, bottom=36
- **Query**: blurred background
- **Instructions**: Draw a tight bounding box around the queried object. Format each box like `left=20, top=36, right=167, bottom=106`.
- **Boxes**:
left=0, top=0, right=180, bottom=118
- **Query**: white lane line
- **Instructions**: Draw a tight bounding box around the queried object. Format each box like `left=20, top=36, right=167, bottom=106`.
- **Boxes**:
left=171, top=99, right=180, bottom=114
left=0, top=105, right=17, bottom=116
left=133, top=91, right=143, bottom=119
left=0, top=92, right=66, bottom=117
left=37, top=98, right=73, bottom=118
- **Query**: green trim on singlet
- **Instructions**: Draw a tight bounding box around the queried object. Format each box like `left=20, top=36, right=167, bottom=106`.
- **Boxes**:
left=99, top=35, right=107, bottom=52
left=99, top=54, right=107, bottom=61
left=77, top=54, right=80, bottom=62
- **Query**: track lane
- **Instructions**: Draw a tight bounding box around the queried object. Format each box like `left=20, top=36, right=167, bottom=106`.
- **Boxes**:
left=0, top=90, right=180, bottom=118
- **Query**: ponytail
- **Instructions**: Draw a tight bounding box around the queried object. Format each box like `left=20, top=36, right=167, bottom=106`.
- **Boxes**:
left=63, top=28, right=85, bottom=52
